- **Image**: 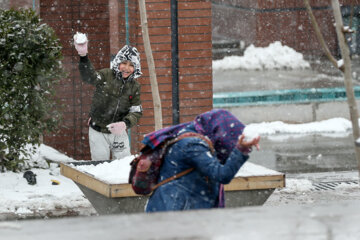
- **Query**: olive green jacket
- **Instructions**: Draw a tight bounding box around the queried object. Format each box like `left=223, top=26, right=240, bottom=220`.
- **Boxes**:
left=79, top=56, right=142, bottom=133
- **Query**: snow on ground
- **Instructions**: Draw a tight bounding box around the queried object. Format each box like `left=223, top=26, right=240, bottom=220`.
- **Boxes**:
left=0, top=145, right=96, bottom=220
left=1, top=117, right=359, bottom=220
left=0, top=168, right=95, bottom=219
left=213, top=41, right=310, bottom=71
left=266, top=171, right=360, bottom=206
left=245, top=118, right=352, bottom=137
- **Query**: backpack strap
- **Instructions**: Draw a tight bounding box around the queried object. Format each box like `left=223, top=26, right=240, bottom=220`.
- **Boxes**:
left=165, top=132, right=215, bottom=153
left=152, top=168, right=194, bottom=191
left=151, top=132, right=215, bottom=191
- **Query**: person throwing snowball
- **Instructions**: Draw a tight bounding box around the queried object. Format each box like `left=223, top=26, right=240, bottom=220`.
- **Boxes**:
left=144, top=109, right=260, bottom=212
left=74, top=32, right=143, bottom=160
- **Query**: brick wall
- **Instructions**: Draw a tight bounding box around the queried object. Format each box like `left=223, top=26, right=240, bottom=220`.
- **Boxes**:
left=212, top=0, right=257, bottom=42
left=40, top=0, right=110, bottom=159
left=133, top=0, right=213, bottom=152
left=212, top=0, right=357, bottom=56
left=37, top=0, right=212, bottom=158
left=254, top=0, right=337, bottom=55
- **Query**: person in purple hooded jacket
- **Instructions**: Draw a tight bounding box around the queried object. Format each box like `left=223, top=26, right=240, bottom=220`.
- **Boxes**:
left=144, top=109, right=260, bottom=212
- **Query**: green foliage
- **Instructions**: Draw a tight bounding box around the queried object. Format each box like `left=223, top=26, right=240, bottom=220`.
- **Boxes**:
left=0, top=9, right=65, bottom=172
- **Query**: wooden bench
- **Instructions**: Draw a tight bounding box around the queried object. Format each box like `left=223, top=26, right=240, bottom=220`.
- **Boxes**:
left=60, top=161, right=285, bottom=215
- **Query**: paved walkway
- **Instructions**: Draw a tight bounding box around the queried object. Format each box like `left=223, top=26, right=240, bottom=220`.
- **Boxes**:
left=1, top=200, right=360, bottom=240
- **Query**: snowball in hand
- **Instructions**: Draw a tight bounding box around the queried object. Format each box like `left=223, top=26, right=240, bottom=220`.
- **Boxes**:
left=242, top=127, right=260, bottom=142
left=74, top=32, right=87, bottom=44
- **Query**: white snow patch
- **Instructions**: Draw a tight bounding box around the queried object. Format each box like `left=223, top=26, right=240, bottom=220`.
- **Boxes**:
left=15, top=207, right=33, bottom=214
left=279, top=178, right=313, bottom=193
left=0, top=168, right=91, bottom=215
left=72, top=155, right=135, bottom=184
left=213, top=41, right=310, bottom=71
left=337, top=59, right=344, bottom=68
left=245, top=118, right=352, bottom=136
left=235, top=162, right=282, bottom=177
left=29, top=144, right=74, bottom=163
left=0, top=144, right=91, bottom=216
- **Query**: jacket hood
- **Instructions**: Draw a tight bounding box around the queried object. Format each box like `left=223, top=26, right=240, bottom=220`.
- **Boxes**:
left=111, top=45, right=142, bottom=79
left=193, top=109, right=245, bottom=163
left=142, top=109, right=245, bottom=163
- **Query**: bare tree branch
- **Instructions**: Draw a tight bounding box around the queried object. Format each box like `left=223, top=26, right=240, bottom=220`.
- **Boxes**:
left=304, top=0, right=344, bottom=72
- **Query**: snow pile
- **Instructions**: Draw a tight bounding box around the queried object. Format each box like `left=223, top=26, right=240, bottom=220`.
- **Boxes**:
left=0, top=144, right=93, bottom=218
left=24, top=144, right=74, bottom=169
left=279, top=178, right=313, bottom=193
left=245, top=118, right=352, bottom=136
left=0, top=167, right=92, bottom=218
left=213, top=41, right=310, bottom=71
left=72, top=155, right=135, bottom=184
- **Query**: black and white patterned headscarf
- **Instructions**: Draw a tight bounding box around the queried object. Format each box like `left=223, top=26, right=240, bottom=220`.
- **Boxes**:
left=111, top=45, right=142, bottom=80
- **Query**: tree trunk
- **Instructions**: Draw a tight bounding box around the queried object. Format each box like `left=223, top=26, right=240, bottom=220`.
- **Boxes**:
left=303, top=0, right=342, bottom=71
left=331, top=0, right=360, bottom=176
left=138, top=0, right=163, bottom=130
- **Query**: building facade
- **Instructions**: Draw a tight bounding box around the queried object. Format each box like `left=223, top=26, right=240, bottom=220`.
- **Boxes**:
left=212, top=0, right=360, bottom=56
left=5, top=0, right=213, bottom=159
left=5, top=0, right=358, bottom=160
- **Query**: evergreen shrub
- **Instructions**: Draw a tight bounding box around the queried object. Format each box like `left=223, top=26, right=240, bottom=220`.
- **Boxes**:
left=0, top=9, right=65, bottom=172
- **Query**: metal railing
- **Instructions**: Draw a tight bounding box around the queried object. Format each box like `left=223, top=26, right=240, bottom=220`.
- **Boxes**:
left=213, top=87, right=360, bottom=107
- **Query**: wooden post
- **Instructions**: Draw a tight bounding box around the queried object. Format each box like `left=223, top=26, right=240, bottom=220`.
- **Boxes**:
left=138, top=0, right=163, bottom=130
left=331, top=0, right=360, bottom=176
left=109, top=0, right=120, bottom=55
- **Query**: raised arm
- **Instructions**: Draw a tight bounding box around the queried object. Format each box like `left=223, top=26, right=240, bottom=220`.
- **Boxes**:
left=74, top=33, right=105, bottom=86
left=181, top=135, right=259, bottom=184
left=78, top=56, right=105, bottom=86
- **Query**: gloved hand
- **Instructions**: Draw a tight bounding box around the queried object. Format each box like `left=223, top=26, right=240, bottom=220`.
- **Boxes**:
left=73, top=34, right=88, bottom=56
left=107, top=121, right=127, bottom=135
